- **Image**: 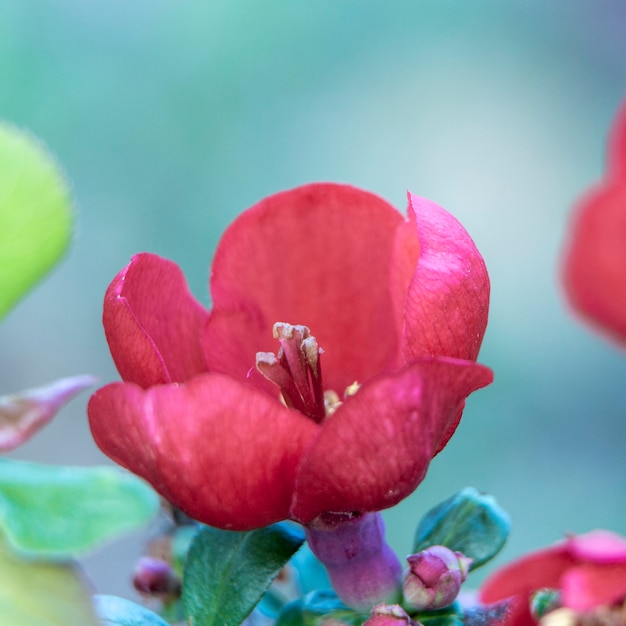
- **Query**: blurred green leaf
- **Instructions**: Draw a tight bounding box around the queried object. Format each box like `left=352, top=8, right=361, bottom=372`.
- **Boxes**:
left=0, top=458, right=159, bottom=557
left=171, top=523, right=199, bottom=577
left=0, top=537, right=99, bottom=626
left=183, top=522, right=305, bottom=626
left=94, top=595, right=170, bottom=626
left=275, top=599, right=307, bottom=626
left=413, top=488, right=510, bottom=571
left=0, top=124, right=73, bottom=319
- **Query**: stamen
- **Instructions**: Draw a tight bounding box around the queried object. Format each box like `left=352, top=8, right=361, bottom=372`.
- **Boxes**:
left=256, top=322, right=327, bottom=423
left=255, top=352, right=308, bottom=414
left=274, top=325, right=315, bottom=407
left=256, top=323, right=362, bottom=423
left=302, top=336, right=325, bottom=413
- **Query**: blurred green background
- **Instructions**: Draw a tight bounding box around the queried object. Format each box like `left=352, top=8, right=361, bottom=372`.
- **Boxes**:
left=1, top=0, right=625, bottom=599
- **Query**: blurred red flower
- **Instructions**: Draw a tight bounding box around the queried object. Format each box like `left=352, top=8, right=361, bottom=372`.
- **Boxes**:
left=88, top=183, right=492, bottom=530
left=480, top=530, right=626, bottom=626
left=562, top=98, right=626, bottom=346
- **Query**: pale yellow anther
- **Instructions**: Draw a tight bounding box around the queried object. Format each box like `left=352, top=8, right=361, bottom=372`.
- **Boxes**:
left=345, top=381, right=361, bottom=397
left=273, top=322, right=310, bottom=341
left=324, top=390, right=342, bottom=416
left=302, top=336, right=320, bottom=372
left=255, top=351, right=278, bottom=367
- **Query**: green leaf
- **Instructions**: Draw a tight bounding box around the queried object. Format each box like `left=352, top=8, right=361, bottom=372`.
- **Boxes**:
left=418, top=603, right=464, bottom=626
left=275, top=599, right=307, bottom=626
left=413, top=488, right=510, bottom=570
left=275, top=591, right=362, bottom=626
left=0, top=458, right=159, bottom=557
left=171, top=523, right=199, bottom=577
left=94, top=595, right=170, bottom=626
left=0, top=124, right=73, bottom=319
left=0, top=538, right=99, bottom=626
left=183, top=522, right=305, bottom=626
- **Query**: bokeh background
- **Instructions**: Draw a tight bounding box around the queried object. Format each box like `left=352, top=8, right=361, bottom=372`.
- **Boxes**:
left=2, top=0, right=625, bottom=599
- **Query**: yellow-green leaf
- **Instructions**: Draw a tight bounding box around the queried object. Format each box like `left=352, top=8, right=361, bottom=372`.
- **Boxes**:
left=0, top=124, right=72, bottom=319
left=0, top=538, right=99, bottom=626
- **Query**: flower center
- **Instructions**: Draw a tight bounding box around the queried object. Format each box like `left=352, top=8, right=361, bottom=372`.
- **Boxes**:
left=255, top=322, right=331, bottom=423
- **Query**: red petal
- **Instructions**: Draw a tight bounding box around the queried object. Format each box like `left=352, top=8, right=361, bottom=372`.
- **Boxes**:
left=401, top=194, right=490, bottom=362
left=479, top=546, right=574, bottom=603
left=561, top=563, right=626, bottom=611
left=562, top=184, right=626, bottom=346
left=103, top=253, right=209, bottom=387
left=290, top=358, right=493, bottom=523
left=88, top=374, right=319, bottom=530
left=607, top=98, right=626, bottom=180
left=203, top=183, right=407, bottom=393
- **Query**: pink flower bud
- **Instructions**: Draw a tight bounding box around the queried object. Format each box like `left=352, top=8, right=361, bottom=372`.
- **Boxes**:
left=132, top=556, right=181, bottom=596
left=403, top=546, right=472, bottom=610
left=364, top=603, right=417, bottom=626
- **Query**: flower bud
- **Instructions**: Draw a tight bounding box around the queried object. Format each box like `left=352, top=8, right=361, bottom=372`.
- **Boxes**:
left=364, top=603, right=416, bottom=626
left=132, top=556, right=181, bottom=597
left=402, top=546, right=471, bottom=610
left=531, top=588, right=561, bottom=620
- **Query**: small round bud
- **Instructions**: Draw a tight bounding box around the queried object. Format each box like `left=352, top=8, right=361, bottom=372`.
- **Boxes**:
left=132, top=556, right=181, bottom=596
left=531, top=589, right=561, bottom=620
left=364, top=603, right=416, bottom=626
left=402, top=545, right=471, bottom=610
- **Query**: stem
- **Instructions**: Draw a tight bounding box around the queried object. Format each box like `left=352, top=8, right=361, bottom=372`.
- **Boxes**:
left=304, top=512, right=402, bottom=612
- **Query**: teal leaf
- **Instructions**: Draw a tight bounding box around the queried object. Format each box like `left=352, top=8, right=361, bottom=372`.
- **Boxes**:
left=183, top=522, right=305, bottom=626
left=0, top=537, right=99, bottom=626
left=275, top=599, right=307, bottom=626
left=276, top=590, right=362, bottom=626
left=94, top=595, right=170, bottom=626
left=0, top=458, right=159, bottom=557
left=413, top=487, right=510, bottom=570
left=171, top=523, right=199, bottom=576
left=418, top=604, right=464, bottom=626
left=290, top=543, right=332, bottom=594
left=0, top=124, right=73, bottom=319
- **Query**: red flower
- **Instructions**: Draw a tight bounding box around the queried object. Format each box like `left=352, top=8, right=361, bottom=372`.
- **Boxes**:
left=562, top=98, right=626, bottom=346
left=479, top=530, right=626, bottom=625
left=88, top=183, right=492, bottom=530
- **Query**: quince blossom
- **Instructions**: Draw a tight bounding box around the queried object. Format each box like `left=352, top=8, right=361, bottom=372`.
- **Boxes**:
left=562, top=98, right=626, bottom=346
left=88, top=183, right=492, bottom=530
left=480, top=530, right=626, bottom=626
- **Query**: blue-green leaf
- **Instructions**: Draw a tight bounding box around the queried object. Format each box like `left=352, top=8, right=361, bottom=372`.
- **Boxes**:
left=0, top=458, right=159, bottom=557
left=183, top=522, right=305, bottom=626
left=275, top=590, right=361, bottom=626
left=94, top=595, right=169, bottom=626
left=413, top=488, right=510, bottom=570
left=290, top=543, right=331, bottom=594
left=418, top=603, right=464, bottom=626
